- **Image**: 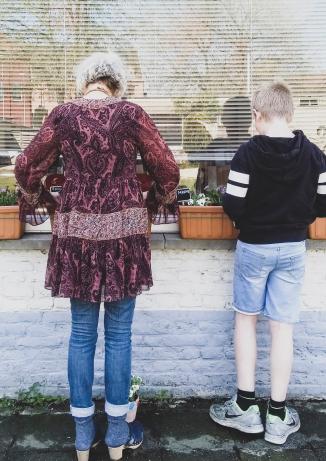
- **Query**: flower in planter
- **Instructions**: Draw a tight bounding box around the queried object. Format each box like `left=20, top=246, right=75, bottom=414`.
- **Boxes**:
left=126, top=375, right=143, bottom=423
left=187, top=186, right=226, bottom=207
left=129, top=375, right=143, bottom=402
left=0, top=187, right=18, bottom=206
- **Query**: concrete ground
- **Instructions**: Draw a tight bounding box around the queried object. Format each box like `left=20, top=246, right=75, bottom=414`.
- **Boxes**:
left=1, top=400, right=326, bottom=461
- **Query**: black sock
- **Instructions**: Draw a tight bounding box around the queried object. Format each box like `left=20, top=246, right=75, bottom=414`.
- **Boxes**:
left=269, top=399, right=286, bottom=420
left=236, top=389, right=256, bottom=411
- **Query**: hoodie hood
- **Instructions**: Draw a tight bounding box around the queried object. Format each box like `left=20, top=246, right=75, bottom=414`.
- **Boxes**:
left=249, top=130, right=307, bottom=183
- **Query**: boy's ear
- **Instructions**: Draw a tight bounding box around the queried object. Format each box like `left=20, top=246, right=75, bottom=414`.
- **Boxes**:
left=253, top=109, right=262, bottom=121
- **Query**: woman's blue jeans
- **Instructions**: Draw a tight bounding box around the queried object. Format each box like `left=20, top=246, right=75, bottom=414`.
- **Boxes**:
left=68, top=297, right=136, bottom=418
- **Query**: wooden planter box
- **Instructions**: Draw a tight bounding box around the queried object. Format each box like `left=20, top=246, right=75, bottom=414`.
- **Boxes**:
left=309, top=218, right=326, bottom=239
left=0, top=206, right=24, bottom=240
left=179, top=205, right=239, bottom=240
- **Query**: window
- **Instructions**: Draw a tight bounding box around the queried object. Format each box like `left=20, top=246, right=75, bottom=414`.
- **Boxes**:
left=300, top=98, right=318, bottom=107
left=151, top=114, right=183, bottom=146
left=0, top=82, right=4, bottom=102
left=0, top=0, right=326, bottom=194
left=12, top=84, right=23, bottom=102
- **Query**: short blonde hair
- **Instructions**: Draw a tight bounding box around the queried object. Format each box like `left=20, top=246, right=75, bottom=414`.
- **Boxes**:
left=75, top=51, right=127, bottom=97
left=252, top=81, right=294, bottom=123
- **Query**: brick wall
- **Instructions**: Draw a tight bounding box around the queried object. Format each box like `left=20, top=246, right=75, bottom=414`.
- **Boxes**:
left=0, top=246, right=326, bottom=398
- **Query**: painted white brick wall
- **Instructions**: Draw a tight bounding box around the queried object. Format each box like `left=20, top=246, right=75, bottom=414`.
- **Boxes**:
left=0, top=249, right=236, bottom=312
left=0, top=247, right=326, bottom=398
left=1, top=248, right=325, bottom=312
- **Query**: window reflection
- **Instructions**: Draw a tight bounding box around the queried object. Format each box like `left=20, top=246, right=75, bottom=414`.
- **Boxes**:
left=0, top=0, right=325, bottom=195
left=195, top=96, right=252, bottom=192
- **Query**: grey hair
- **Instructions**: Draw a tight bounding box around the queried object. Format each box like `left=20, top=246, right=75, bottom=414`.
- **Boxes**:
left=75, top=51, right=128, bottom=97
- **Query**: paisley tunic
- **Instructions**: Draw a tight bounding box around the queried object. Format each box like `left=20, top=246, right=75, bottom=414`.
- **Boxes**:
left=14, top=97, right=180, bottom=302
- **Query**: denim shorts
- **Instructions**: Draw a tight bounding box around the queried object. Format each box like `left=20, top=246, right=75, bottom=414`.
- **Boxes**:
left=233, top=240, right=306, bottom=323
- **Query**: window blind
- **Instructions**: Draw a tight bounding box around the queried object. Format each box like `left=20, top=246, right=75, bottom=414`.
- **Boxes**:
left=0, top=0, right=326, bottom=191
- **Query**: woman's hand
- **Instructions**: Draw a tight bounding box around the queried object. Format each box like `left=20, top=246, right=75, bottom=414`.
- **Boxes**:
left=42, top=190, right=58, bottom=214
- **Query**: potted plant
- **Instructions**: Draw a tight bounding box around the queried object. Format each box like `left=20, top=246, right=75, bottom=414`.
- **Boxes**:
left=0, top=187, right=24, bottom=240
left=126, top=375, right=143, bottom=423
left=309, top=218, right=326, bottom=239
left=179, top=186, right=239, bottom=240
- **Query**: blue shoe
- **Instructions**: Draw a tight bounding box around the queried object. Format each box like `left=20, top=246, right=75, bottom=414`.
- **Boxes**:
left=106, top=415, right=143, bottom=460
left=74, top=416, right=101, bottom=461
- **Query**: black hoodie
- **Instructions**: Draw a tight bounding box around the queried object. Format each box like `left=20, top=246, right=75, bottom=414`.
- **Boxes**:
left=222, top=130, right=326, bottom=244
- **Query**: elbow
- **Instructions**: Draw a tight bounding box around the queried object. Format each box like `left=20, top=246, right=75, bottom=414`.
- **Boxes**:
left=161, top=164, right=180, bottom=193
left=14, top=155, right=35, bottom=192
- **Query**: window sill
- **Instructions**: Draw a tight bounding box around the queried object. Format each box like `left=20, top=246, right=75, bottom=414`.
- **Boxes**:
left=0, top=233, right=326, bottom=252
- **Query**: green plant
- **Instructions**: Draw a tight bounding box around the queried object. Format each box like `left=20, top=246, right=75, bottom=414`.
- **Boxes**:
left=204, top=187, right=223, bottom=206
left=129, top=375, right=143, bottom=402
left=0, top=187, right=18, bottom=206
left=156, top=389, right=172, bottom=404
left=0, top=396, right=16, bottom=412
left=16, top=382, right=65, bottom=406
left=188, top=186, right=225, bottom=206
left=0, top=383, right=66, bottom=414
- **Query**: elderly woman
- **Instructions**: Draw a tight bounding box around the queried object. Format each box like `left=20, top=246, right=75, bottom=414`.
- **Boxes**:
left=14, top=51, right=180, bottom=461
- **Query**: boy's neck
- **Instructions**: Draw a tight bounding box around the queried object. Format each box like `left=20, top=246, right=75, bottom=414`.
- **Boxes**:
left=259, top=118, right=294, bottom=138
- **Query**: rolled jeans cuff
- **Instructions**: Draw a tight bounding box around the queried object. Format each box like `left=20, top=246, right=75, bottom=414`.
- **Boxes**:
left=70, top=403, right=95, bottom=417
left=105, top=400, right=129, bottom=417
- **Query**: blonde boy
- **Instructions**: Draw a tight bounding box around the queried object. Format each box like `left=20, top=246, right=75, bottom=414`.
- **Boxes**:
left=209, top=82, right=326, bottom=444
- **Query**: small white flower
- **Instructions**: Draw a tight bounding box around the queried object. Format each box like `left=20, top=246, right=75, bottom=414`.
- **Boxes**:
left=197, top=198, right=206, bottom=206
left=129, top=375, right=143, bottom=400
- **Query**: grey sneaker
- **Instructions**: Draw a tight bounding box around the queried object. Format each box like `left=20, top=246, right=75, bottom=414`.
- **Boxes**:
left=265, top=406, right=300, bottom=445
left=209, top=396, right=264, bottom=434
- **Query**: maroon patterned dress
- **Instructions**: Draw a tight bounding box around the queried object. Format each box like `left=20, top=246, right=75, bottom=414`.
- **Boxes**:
left=14, top=97, right=180, bottom=303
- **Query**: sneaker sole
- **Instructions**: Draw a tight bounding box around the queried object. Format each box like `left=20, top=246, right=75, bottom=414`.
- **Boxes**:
left=209, top=409, right=264, bottom=434
left=264, top=421, right=301, bottom=445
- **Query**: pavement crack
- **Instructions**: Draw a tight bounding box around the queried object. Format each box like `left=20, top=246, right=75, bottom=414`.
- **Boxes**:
left=233, top=444, right=242, bottom=460
left=3, top=435, right=16, bottom=460
left=308, top=440, right=322, bottom=460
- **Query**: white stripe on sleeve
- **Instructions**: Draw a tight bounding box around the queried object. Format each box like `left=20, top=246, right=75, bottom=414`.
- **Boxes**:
left=226, top=183, right=248, bottom=198
left=317, top=185, right=326, bottom=195
left=319, top=172, right=326, bottom=183
left=228, top=170, right=250, bottom=185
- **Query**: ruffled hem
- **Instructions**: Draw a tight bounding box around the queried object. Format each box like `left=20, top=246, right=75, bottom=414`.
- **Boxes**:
left=45, top=234, right=153, bottom=303
left=44, top=282, right=152, bottom=303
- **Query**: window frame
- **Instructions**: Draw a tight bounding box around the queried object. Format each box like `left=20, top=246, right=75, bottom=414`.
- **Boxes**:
left=11, top=83, right=23, bottom=102
left=0, top=82, right=4, bottom=102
